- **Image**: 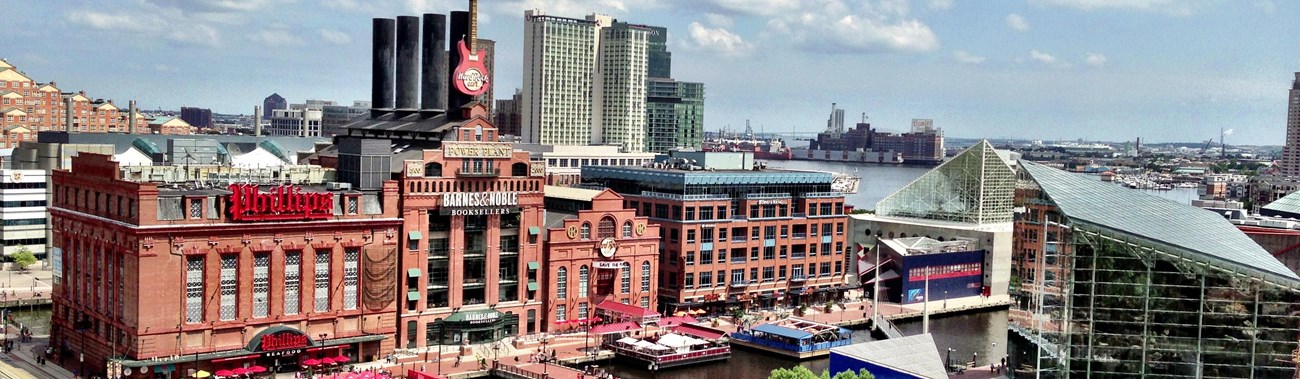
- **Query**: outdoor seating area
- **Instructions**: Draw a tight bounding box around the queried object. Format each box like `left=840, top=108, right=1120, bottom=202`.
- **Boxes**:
left=605, top=332, right=731, bottom=370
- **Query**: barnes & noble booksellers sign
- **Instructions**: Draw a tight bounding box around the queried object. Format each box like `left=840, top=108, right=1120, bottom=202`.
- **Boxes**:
left=440, top=192, right=518, bottom=216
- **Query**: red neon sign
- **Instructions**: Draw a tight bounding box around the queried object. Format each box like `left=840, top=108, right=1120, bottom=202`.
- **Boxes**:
left=228, top=184, right=334, bottom=222
left=260, top=331, right=310, bottom=351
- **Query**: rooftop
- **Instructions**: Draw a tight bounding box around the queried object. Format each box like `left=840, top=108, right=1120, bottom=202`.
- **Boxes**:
left=544, top=185, right=603, bottom=202
left=1021, top=161, right=1299, bottom=282
left=831, top=334, right=948, bottom=379
left=879, top=237, right=977, bottom=256
left=582, top=165, right=835, bottom=186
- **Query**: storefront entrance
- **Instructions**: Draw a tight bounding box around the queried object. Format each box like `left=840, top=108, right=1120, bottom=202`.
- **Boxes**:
left=429, top=309, right=518, bottom=345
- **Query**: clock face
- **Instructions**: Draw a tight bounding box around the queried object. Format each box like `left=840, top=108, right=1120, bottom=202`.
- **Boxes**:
left=599, top=238, right=617, bottom=258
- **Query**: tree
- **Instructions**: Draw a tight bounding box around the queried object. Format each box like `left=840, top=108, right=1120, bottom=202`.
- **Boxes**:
left=10, top=247, right=35, bottom=271
left=768, top=366, right=874, bottom=379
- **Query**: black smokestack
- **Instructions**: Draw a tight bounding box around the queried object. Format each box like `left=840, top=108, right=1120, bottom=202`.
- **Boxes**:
left=371, top=18, right=396, bottom=115
left=448, top=11, right=471, bottom=116
left=395, top=16, right=420, bottom=110
left=421, top=13, right=448, bottom=111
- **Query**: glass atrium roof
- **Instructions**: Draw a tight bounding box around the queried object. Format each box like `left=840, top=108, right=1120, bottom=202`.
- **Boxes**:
left=1261, top=190, right=1300, bottom=216
left=875, top=140, right=1016, bottom=224
left=1021, top=161, right=1299, bottom=281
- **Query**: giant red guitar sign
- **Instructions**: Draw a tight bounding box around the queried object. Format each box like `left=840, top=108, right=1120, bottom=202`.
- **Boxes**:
left=453, top=0, right=489, bottom=96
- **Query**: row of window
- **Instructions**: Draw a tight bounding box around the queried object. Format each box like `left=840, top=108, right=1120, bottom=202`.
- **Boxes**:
left=1, top=200, right=45, bottom=207
left=629, top=200, right=847, bottom=221
left=555, top=297, right=650, bottom=321
left=556, top=262, right=652, bottom=299
left=2, top=218, right=44, bottom=226
left=3, top=237, right=45, bottom=246
left=185, top=249, right=359, bottom=323
left=572, top=216, right=635, bottom=240
left=673, top=223, right=845, bottom=244
left=682, top=262, right=841, bottom=289
left=679, top=241, right=845, bottom=265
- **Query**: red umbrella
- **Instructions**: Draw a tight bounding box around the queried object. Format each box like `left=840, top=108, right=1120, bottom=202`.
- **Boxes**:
left=215, top=370, right=234, bottom=377
left=247, top=366, right=267, bottom=373
left=334, top=355, right=351, bottom=363
left=303, top=358, right=320, bottom=366
left=322, top=357, right=336, bottom=365
left=230, top=368, right=248, bottom=376
left=592, top=316, right=603, bottom=323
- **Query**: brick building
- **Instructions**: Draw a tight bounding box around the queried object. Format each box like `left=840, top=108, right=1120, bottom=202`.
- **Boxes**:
left=541, top=186, right=661, bottom=331
left=50, top=153, right=402, bottom=378
left=581, top=151, right=851, bottom=314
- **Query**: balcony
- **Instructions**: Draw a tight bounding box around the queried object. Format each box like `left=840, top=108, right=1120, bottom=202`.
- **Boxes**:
left=456, top=168, right=500, bottom=178
left=792, top=233, right=807, bottom=239
left=790, top=276, right=806, bottom=282
left=730, top=281, right=749, bottom=289
left=464, top=249, right=486, bottom=257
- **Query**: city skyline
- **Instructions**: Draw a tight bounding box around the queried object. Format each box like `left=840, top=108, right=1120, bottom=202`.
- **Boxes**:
left=5, top=0, right=1299, bottom=145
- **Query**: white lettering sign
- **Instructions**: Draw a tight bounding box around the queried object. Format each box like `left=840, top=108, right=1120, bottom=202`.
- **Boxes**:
left=441, top=192, right=518, bottom=208
left=444, top=208, right=515, bottom=216
left=756, top=200, right=784, bottom=205
left=465, top=312, right=500, bottom=324
left=593, top=261, right=629, bottom=269
left=443, top=143, right=513, bottom=158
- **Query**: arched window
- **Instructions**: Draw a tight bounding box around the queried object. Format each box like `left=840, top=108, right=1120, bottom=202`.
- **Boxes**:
left=578, top=266, right=589, bottom=297
left=620, top=266, right=631, bottom=294
left=888, top=231, right=895, bottom=239
left=622, top=221, right=633, bottom=237
left=580, top=223, right=591, bottom=240
left=512, top=162, right=529, bottom=177
left=640, top=261, right=651, bottom=291
left=598, top=217, right=616, bottom=238
left=556, top=267, right=567, bottom=299
left=900, top=233, right=908, bottom=238
left=424, top=162, right=442, bottom=177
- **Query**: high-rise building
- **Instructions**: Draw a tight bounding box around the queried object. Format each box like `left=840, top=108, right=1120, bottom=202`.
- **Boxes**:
left=644, top=25, right=670, bottom=79
left=522, top=10, right=600, bottom=148
left=593, top=21, right=649, bottom=153
left=1282, top=73, right=1300, bottom=177
left=180, top=106, right=213, bottom=129
left=475, top=39, right=496, bottom=116
left=646, top=78, right=704, bottom=153
left=321, top=101, right=370, bottom=137
left=263, top=93, right=287, bottom=119
left=494, top=89, right=523, bottom=137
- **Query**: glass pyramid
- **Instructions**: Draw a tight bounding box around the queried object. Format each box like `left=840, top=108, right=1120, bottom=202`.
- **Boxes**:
left=875, top=140, right=1015, bottom=224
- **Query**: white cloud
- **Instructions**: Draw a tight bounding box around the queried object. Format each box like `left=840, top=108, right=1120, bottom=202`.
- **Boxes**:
left=1085, top=53, right=1107, bottom=67
left=1029, top=49, right=1057, bottom=64
left=690, top=0, right=802, bottom=17
left=687, top=22, right=753, bottom=57
left=153, top=64, right=179, bottom=73
left=320, top=29, right=352, bottom=45
left=764, top=0, right=939, bottom=54
left=926, top=0, right=953, bottom=10
left=67, top=10, right=152, bottom=32
left=704, top=13, right=734, bottom=28
left=1028, top=0, right=1204, bottom=15
left=251, top=29, right=303, bottom=47
left=1255, top=0, right=1275, bottom=13
left=954, top=51, right=986, bottom=64
left=169, top=24, right=223, bottom=47
left=1006, top=14, right=1030, bottom=31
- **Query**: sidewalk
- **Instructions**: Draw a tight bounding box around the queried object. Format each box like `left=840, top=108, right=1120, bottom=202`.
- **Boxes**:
left=0, top=334, right=74, bottom=379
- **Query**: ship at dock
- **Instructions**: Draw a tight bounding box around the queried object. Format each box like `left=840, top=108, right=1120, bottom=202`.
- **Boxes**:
left=700, top=137, right=792, bottom=160
left=792, top=103, right=945, bottom=166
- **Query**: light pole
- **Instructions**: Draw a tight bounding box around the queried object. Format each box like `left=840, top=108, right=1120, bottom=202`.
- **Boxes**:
left=492, top=342, right=500, bottom=364
left=540, top=335, right=550, bottom=376
left=947, top=348, right=955, bottom=372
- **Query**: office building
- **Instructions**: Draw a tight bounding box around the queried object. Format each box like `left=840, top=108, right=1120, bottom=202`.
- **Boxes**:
left=475, top=39, right=496, bottom=117
left=50, top=153, right=401, bottom=378
left=1282, top=73, right=1300, bottom=177
left=322, top=101, right=371, bottom=137
left=1009, top=160, right=1300, bottom=377
left=263, top=93, right=287, bottom=119
left=645, top=78, right=704, bottom=153
left=269, top=108, right=323, bottom=137
left=513, top=144, right=656, bottom=187
left=494, top=89, right=522, bottom=138
left=0, top=169, right=48, bottom=258
left=593, top=21, right=649, bottom=153
left=644, top=25, right=670, bottom=79
left=180, top=107, right=213, bottom=129
left=582, top=151, right=851, bottom=313
left=522, top=10, right=600, bottom=148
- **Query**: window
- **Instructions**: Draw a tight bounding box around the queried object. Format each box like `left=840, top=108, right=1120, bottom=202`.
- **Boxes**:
left=641, top=297, right=649, bottom=308
left=699, top=272, right=712, bottom=287
left=700, top=249, right=712, bottom=263
left=685, top=251, right=695, bottom=265
left=820, top=262, right=832, bottom=277
left=686, top=230, right=696, bottom=243
left=764, top=246, right=775, bottom=260
left=731, top=269, right=744, bottom=285
left=792, top=265, right=804, bottom=280
left=751, top=227, right=760, bottom=240
left=185, top=257, right=203, bottom=323
left=765, top=226, right=776, bottom=239
left=578, top=266, right=589, bottom=297
left=557, top=267, right=567, bottom=299
left=641, top=261, right=651, bottom=291
left=621, top=266, right=631, bottom=294
left=556, top=304, right=567, bottom=321
left=252, top=253, right=270, bottom=318
left=580, top=223, right=591, bottom=240
left=315, top=251, right=330, bottom=312
left=623, top=221, right=633, bottom=237
left=718, top=228, right=727, bottom=242
left=189, top=199, right=202, bottom=218
left=219, top=255, right=238, bottom=321
left=700, top=207, right=714, bottom=220
left=343, top=248, right=359, bottom=310
left=284, top=252, right=300, bottom=315
left=685, top=207, right=695, bottom=221
left=781, top=225, right=788, bottom=238
left=750, top=268, right=758, bottom=283
left=837, top=223, right=844, bottom=235
left=685, top=273, right=694, bottom=289
left=763, top=267, right=774, bottom=282
left=598, top=217, right=616, bottom=238
left=700, top=227, right=714, bottom=242
left=779, top=266, right=787, bottom=280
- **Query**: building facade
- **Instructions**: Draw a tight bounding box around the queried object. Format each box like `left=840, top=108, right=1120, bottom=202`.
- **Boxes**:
left=394, top=107, right=549, bottom=348
left=0, top=169, right=48, bottom=258
left=321, top=101, right=370, bottom=137
left=50, top=153, right=402, bottom=378
left=180, top=107, right=213, bottom=129
left=268, top=108, right=323, bottom=137
left=593, top=22, right=648, bottom=153
left=522, top=10, right=599, bottom=148
left=1281, top=73, right=1300, bottom=177
left=582, top=152, right=851, bottom=313
left=645, top=78, right=704, bottom=153
left=493, top=89, right=522, bottom=138
left=513, top=144, right=657, bottom=187
left=541, top=187, right=660, bottom=330
left=263, top=93, right=287, bottom=120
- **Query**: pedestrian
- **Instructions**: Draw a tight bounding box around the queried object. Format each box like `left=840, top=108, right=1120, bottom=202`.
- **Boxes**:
left=1001, top=357, right=1007, bottom=373
left=420, top=364, right=426, bottom=373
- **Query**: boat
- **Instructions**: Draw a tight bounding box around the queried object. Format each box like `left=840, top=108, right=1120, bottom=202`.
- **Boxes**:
left=702, top=138, right=792, bottom=160
left=728, top=317, right=853, bottom=360
left=602, top=323, right=732, bottom=371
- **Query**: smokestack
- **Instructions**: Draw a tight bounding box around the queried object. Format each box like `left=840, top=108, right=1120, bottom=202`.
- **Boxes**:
left=448, top=11, right=470, bottom=116
left=128, top=100, right=137, bottom=134
left=421, top=13, right=449, bottom=111
left=64, top=97, right=73, bottom=132
left=254, top=106, right=263, bottom=136
left=395, top=16, right=420, bottom=110
left=371, top=18, right=397, bottom=116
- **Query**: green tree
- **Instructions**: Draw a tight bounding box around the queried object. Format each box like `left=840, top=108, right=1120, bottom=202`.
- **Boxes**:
left=768, top=366, right=874, bottom=379
left=10, top=246, right=35, bottom=271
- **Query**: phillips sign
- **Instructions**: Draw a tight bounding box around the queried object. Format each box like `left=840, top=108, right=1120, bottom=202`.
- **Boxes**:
left=228, top=184, right=335, bottom=222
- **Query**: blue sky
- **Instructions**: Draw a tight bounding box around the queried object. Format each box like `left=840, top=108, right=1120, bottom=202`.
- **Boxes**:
left=3, top=0, right=1297, bottom=145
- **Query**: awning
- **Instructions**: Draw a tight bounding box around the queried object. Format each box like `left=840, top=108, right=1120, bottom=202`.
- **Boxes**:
left=673, top=323, right=725, bottom=340
left=408, top=231, right=422, bottom=240
left=657, top=316, right=698, bottom=327
left=444, top=309, right=504, bottom=323
left=528, top=226, right=541, bottom=235
left=596, top=300, right=659, bottom=318
left=407, top=291, right=420, bottom=301
left=527, top=261, right=540, bottom=270
left=527, top=281, right=539, bottom=291
left=589, top=321, right=640, bottom=335
left=117, top=334, right=388, bottom=368
left=407, top=268, right=421, bottom=278
left=752, top=324, right=812, bottom=340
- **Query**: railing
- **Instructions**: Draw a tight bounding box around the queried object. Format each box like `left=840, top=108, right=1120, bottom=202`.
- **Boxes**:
left=404, top=177, right=541, bottom=195
left=456, top=168, right=500, bottom=177
left=790, top=276, right=806, bottom=282
left=803, top=192, right=846, bottom=198
left=731, top=257, right=747, bottom=264
left=607, top=343, right=730, bottom=365
left=730, top=281, right=748, bottom=289
left=729, top=333, right=852, bottom=353
left=492, top=361, right=548, bottom=379
left=745, top=193, right=790, bottom=200
left=792, top=233, right=807, bottom=239
left=640, top=191, right=731, bottom=201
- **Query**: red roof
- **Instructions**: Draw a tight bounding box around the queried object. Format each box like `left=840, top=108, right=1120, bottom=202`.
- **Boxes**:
left=589, top=321, right=641, bottom=335
left=657, top=316, right=699, bottom=327
left=596, top=300, right=659, bottom=318
left=673, top=323, right=726, bottom=340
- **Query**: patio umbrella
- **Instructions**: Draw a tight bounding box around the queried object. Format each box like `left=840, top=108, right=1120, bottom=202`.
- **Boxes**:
left=592, top=316, right=603, bottom=323
left=247, top=366, right=267, bottom=374
left=230, top=368, right=247, bottom=376
left=303, top=358, right=320, bottom=367
left=322, top=357, right=336, bottom=365
left=194, top=370, right=212, bottom=378
left=673, top=311, right=687, bottom=317
left=334, top=355, right=351, bottom=363
left=214, top=370, right=234, bottom=378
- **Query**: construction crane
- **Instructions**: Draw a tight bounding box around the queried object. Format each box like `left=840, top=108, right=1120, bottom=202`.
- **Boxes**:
left=1200, top=139, right=1215, bottom=155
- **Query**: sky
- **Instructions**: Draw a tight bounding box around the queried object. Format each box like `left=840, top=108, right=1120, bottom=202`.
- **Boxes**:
left=3, top=0, right=1299, bottom=146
